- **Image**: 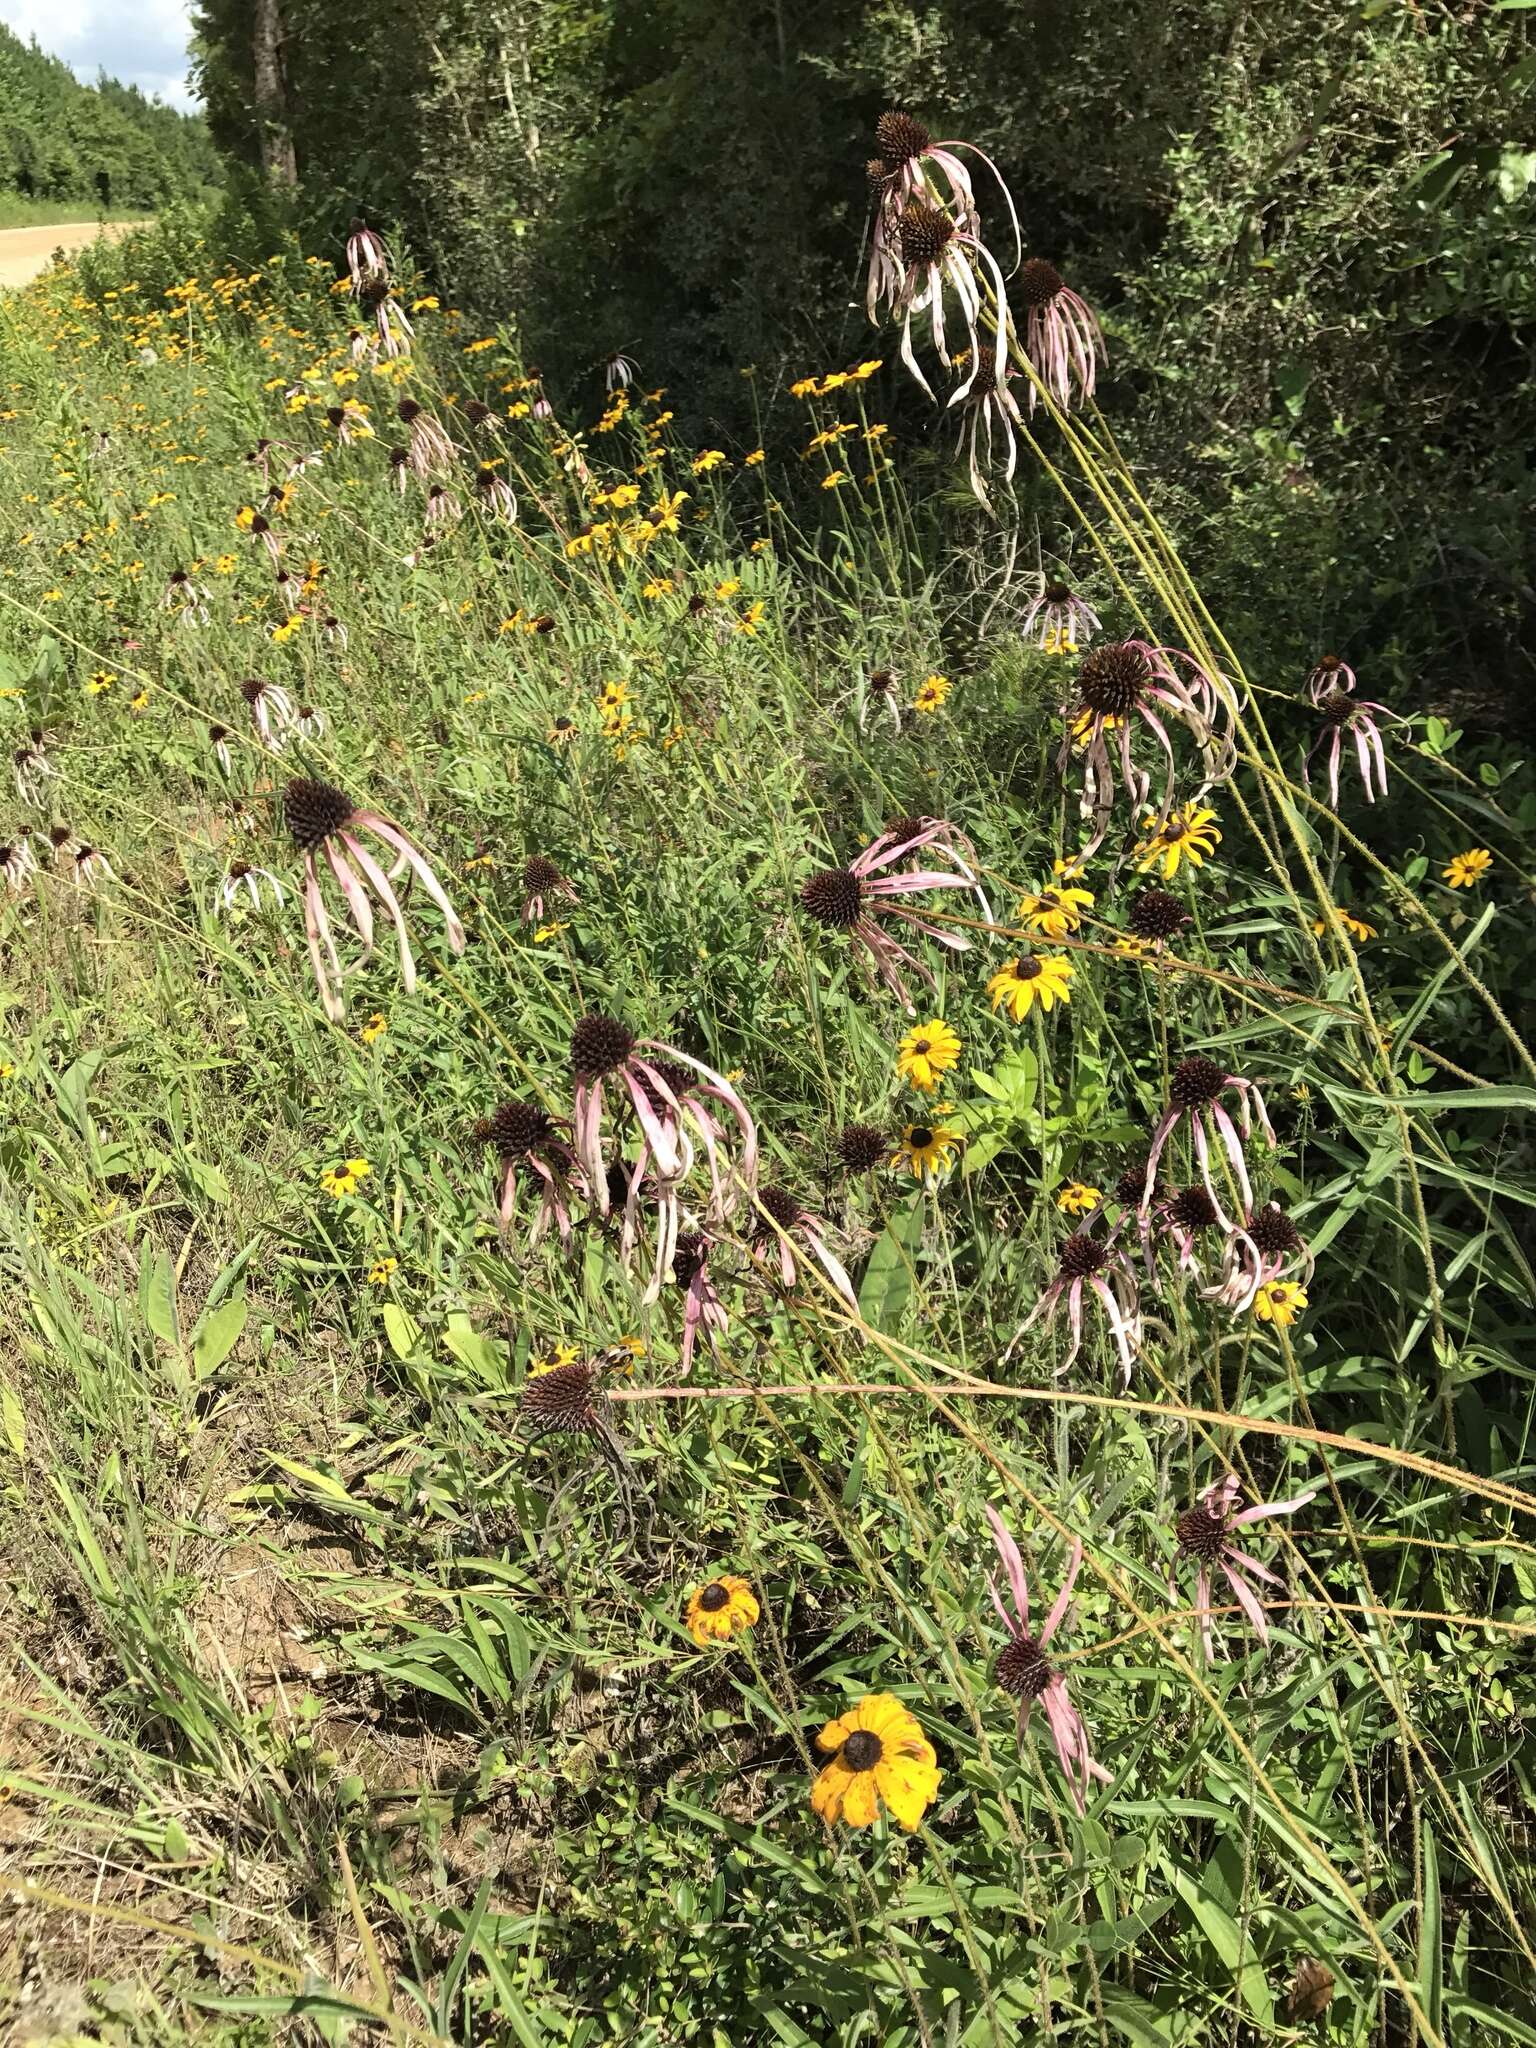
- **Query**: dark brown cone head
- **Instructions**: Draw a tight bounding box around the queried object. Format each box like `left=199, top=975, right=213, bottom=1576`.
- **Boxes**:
left=898, top=201, right=954, bottom=269
left=475, top=463, right=500, bottom=490
left=869, top=667, right=897, bottom=693
left=1247, top=1203, right=1301, bottom=1255
left=836, top=1123, right=888, bottom=1173
left=1078, top=641, right=1151, bottom=716
left=876, top=110, right=930, bottom=165
left=1317, top=687, right=1354, bottom=725
left=1114, top=1159, right=1149, bottom=1206
left=884, top=814, right=933, bottom=847
left=697, top=1580, right=730, bottom=1611
left=1127, top=888, right=1189, bottom=941
left=397, top=398, right=421, bottom=424
left=1170, top=1055, right=1228, bottom=1110
left=672, top=1231, right=708, bottom=1285
left=753, top=1184, right=802, bottom=1239
left=1043, top=578, right=1073, bottom=605
left=522, top=854, right=563, bottom=896
left=465, top=399, right=491, bottom=425
left=389, top=447, right=408, bottom=468
left=1057, top=1234, right=1107, bottom=1279
left=1175, top=1502, right=1228, bottom=1560
left=995, top=1634, right=1052, bottom=1699
left=285, top=777, right=354, bottom=851
left=866, top=157, right=892, bottom=192
left=801, top=867, right=863, bottom=929
left=521, top=1360, right=599, bottom=1435
left=478, top=1099, right=555, bottom=1157
left=571, top=1013, right=635, bottom=1079
left=239, top=677, right=267, bottom=705
left=1019, top=257, right=1065, bottom=308
left=840, top=1727, right=885, bottom=1770
left=1169, top=1185, right=1220, bottom=1231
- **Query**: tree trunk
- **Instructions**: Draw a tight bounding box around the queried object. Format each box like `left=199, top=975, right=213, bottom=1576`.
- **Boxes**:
left=253, top=0, right=297, bottom=186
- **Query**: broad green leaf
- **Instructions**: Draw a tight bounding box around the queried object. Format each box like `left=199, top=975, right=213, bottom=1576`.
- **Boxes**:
left=857, top=1194, right=923, bottom=1333
left=0, top=1380, right=24, bottom=1459
left=1419, top=1823, right=1442, bottom=2035
left=193, top=1292, right=246, bottom=1378
left=382, top=1303, right=422, bottom=1359
left=138, top=1246, right=179, bottom=1347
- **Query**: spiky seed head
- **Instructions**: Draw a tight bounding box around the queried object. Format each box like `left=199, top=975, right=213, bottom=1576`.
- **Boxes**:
left=995, top=1634, right=1053, bottom=1698
left=898, top=201, right=954, bottom=269
left=208, top=723, right=229, bottom=743
left=753, top=1185, right=802, bottom=1239
left=884, top=814, right=933, bottom=847
left=876, top=110, right=930, bottom=164
left=465, top=399, right=491, bottom=425
left=1114, top=1159, right=1149, bottom=1206
left=1176, top=1503, right=1228, bottom=1560
left=836, top=1123, right=888, bottom=1173
left=801, top=867, right=863, bottom=929
left=397, top=398, right=421, bottom=424
left=1057, top=1234, right=1107, bottom=1279
left=521, top=854, right=563, bottom=896
left=1170, top=1055, right=1228, bottom=1110
left=169, top=568, right=189, bottom=586
left=1169, top=1186, right=1220, bottom=1231
left=239, top=677, right=268, bottom=705
left=1019, top=257, right=1066, bottom=308
left=1043, top=578, right=1073, bottom=604
left=326, top=406, right=345, bottom=428
left=1314, top=654, right=1344, bottom=675
left=1078, top=641, right=1151, bottom=716
left=478, top=1099, right=556, bottom=1157
left=388, top=447, right=408, bottom=469
left=639, top=1057, right=692, bottom=1105
left=284, top=777, right=355, bottom=851
left=1247, top=1203, right=1301, bottom=1255
left=570, top=1013, right=635, bottom=1079
left=521, top=1360, right=599, bottom=1435
left=868, top=667, right=897, bottom=693
left=475, top=463, right=500, bottom=490
left=865, top=157, right=891, bottom=192
left=49, top=823, right=71, bottom=848
left=672, top=1231, right=708, bottom=1285
left=1128, top=888, right=1189, bottom=941
left=1317, top=687, right=1354, bottom=726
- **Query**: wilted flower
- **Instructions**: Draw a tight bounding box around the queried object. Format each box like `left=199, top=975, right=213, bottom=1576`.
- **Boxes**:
left=346, top=218, right=391, bottom=293
left=0, top=834, right=36, bottom=891
left=240, top=676, right=296, bottom=753
left=1021, top=576, right=1101, bottom=654
left=521, top=854, right=577, bottom=926
left=853, top=665, right=902, bottom=735
left=1303, top=653, right=1356, bottom=703
left=1016, top=258, right=1104, bottom=414
left=219, top=860, right=286, bottom=912
left=475, top=1096, right=587, bottom=1250
left=1214, top=1201, right=1312, bottom=1312
left=1305, top=680, right=1395, bottom=807
left=952, top=352, right=1024, bottom=506
left=207, top=724, right=234, bottom=777
left=983, top=1508, right=1110, bottom=1814
left=396, top=398, right=457, bottom=478
left=13, top=738, right=57, bottom=810
left=1141, top=1055, right=1275, bottom=1233
left=604, top=351, right=639, bottom=391
left=425, top=483, right=462, bottom=530
left=800, top=821, right=979, bottom=1012
left=1061, top=641, right=1235, bottom=858
left=672, top=1226, right=729, bottom=1376
left=748, top=1183, right=859, bottom=1310
left=71, top=845, right=113, bottom=889
left=161, top=566, right=212, bottom=623
left=473, top=463, right=518, bottom=521
left=359, top=279, right=413, bottom=358
left=1009, top=1225, right=1142, bottom=1381
left=1172, top=1471, right=1316, bottom=1660
left=284, top=777, right=467, bottom=1023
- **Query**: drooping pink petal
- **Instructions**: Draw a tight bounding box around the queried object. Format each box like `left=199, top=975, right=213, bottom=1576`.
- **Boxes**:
left=1038, top=1538, right=1082, bottom=1648
left=983, top=1505, right=1031, bottom=1635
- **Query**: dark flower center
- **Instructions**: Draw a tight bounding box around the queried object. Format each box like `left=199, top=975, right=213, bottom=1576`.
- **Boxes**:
left=1019, top=258, right=1065, bottom=308
left=1176, top=1504, right=1229, bottom=1561
left=996, top=1634, right=1053, bottom=1699
left=397, top=399, right=421, bottom=424
left=1247, top=1204, right=1301, bottom=1255
left=465, top=400, right=491, bottom=425
left=1114, top=1159, right=1149, bottom=1206
left=522, top=854, right=563, bottom=895
left=885, top=814, right=931, bottom=846
left=326, top=407, right=345, bottom=427
left=169, top=568, right=188, bottom=585
left=673, top=1231, right=708, bottom=1285
left=479, top=1099, right=555, bottom=1157
left=552, top=716, right=574, bottom=732
left=1170, top=1055, right=1228, bottom=1110
left=698, top=1582, right=731, bottom=1612
left=476, top=464, right=500, bottom=488
left=1043, top=579, right=1073, bottom=605
left=208, top=723, right=228, bottom=742
left=1315, top=654, right=1344, bottom=674
left=389, top=448, right=408, bottom=468
left=908, top=1125, right=935, bottom=1148
left=801, top=867, right=863, bottom=929
left=1058, top=1234, right=1107, bottom=1279
left=1317, top=687, right=1354, bottom=726
left=876, top=110, right=930, bottom=165
left=571, top=1013, right=635, bottom=1078
left=284, top=777, right=355, bottom=851
left=840, top=1728, right=884, bottom=1772
left=869, top=668, right=896, bottom=693
left=1169, top=1186, right=1220, bottom=1231
left=521, top=1360, right=598, bottom=1435
left=228, top=861, right=251, bottom=880
left=836, top=1123, right=888, bottom=1173
left=754, top=1184, right=802, bottom=1237
left=898, top=201, right=954, bottom=269
left=1078, top=641, right=1150, bottom=716
left=1127, top=888, right=1188, bottom=941
left=1013, top=958, right=1042, bottom=981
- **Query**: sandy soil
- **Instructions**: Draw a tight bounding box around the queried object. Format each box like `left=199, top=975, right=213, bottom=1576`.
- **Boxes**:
left=0, top=219, right=146, bottom=289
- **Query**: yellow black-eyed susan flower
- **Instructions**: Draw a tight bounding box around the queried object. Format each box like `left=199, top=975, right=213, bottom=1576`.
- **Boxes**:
left=895, top=1018, right=961, bottom=1092
left=1057, top=1182, right=1102, bottom=1214
left=1311, top=911, right=1378, bottom=942
left=1017, top=880, right=1094, bottom=938
left=893, top=1121, right=962, bottom=1180
left=987, top=954, right=1072, bottom=1020
left=1443, top=848, right=1492, bottom=889
left=810, top=1694, right=941, bottom=1831
left=685, top=1575, right=759, bottom=1647
left=360, top=1013, right=387, bottom=1044
left=912, top=672, right=951, bottom=715
left=1135, top=803, right=1221, bottom=880
left=319, top=1157, right=371, bottom=1197
left=1253, top=1280, right=1308, bottom=1326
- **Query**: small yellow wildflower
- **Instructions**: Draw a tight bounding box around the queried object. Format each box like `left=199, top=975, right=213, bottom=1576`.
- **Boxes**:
left=1135, top=803, right=1222, bottom=881
left=744, top=447, right=765, bottom=465
left=533, top=922, right=570, bottom=943
left=811, top=1694, right=940, bottom=1832
left=691, top=449, right=728, bottom=474
left=1057, top=1182, right=1102, bottom=1215
left=820, top=469, right=849, bottom=489
left=319, top=1157, right=372, bottom=1198
left=1253, top=1280, right=1308, bottom=1327
left=1442, top=848, right=1492, bottom=889
left=895, top=1019, right=961, bottom=1093
left=913, top=673, right=951, bottom=715
left=987, top=955, right=1073, bottom=1021
left=367, top=1259, right=398, bottom=1285
left=1017, top=882, right=1094, bottom=939
left=893, top=1121, right=963, bottom=1180
left=360, top=1013, right=387, bottom=1045
left=1311, top=911, right=1378, bottom=942
left=685, top=1576, right=759, bottom=1647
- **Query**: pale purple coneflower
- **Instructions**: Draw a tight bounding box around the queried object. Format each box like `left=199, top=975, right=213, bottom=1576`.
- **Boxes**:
left=161, top=568, right=212, bottom=624
left=1173, top=1472, right=1317, bottom=1660
left=1304, top=653, right=1356, bottom=703
left=284, top=777, right=467, bottom=1023
left=1305, top=683, right=1394, bottom=807
left=984, top=1507, right=1111, bottom=1815
left=886, top=197, right=1014, bottom=406
left=475, top=1098, right=588, bottom=1251
left=46, top=823, right=72, bottom=864
left=246, top=512, right=283, bottom=569
left=1059, top=639, right=1235, bottom=858
left=346, top=219, right=390, bottom=293
left=274, top=568, right=304, bottom=617
left=294, top=704, right=326, bottom=741
left=1213, top=1202, right=1312, bottom=1313
left=425, top=484, right=462, bottom=531
left=321, top=615, right=349, bottom=650
left=853, top=667, right=902, bottom=736
left=747, top=1184, right=859, bottom=1313
left=953, top=351, right=1024, bottom=508
left=360, top=280, right=413, bottom=359
left=349, top=326, right=371, bottom=366
left=244, top=439, right=277, bottom=487
left=1021, top=574, right=1101, bottom=655
left=604, top=352, right=639, bottom=392
left=1016, top=259, right=1103, bottom=415
left=672, top=1226, right=728, bottom=1377
left=462, top=399, right=502, bottom=437
left=521, top=855, right=576, bottom=925
left=1006, top=1225, right=1143, bottom=1383
left=799, top=820, right=980, bottom=1013
left=219, top=860, right=286, bottom=913
left=387, top=448, right=412, bottom=496
left=0, top=834, right=35, bottom=890
left=473, top=463, right=518, bottom=521
left=396, top=398, right=457, bottom=478
left=71, top=845, right=113, bottom=888
left=240, top=676, right=296, bottom=753
left=208, top=724, right=234, bottom=777
left=1156, top=1184, right=1228, bottom=1287
left=326, top=404, right=371, bottom=448
left=1140, top=1056, right=1275, bottom=1234
left=865, top=112, right=1020, bottom=334
left=13, top=739, right=57, bottom=809
left=568, top=1016, right=758, bottom=1300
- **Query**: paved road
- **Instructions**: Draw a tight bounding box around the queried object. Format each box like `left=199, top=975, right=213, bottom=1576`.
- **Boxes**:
left=0, top=219, right=146, bottom=289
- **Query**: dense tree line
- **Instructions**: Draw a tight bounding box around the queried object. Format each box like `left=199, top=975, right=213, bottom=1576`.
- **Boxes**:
left=190, top=0, right=1536, bottom=712
left=0, top=25, right=217, bottom=212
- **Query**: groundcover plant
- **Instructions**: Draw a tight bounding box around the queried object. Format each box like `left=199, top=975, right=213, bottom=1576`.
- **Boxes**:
left=0, top=106, right=1533, bottom=2048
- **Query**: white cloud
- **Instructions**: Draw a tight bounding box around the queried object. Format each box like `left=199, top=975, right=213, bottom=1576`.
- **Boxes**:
left=0, top=0, right=199, bottom=111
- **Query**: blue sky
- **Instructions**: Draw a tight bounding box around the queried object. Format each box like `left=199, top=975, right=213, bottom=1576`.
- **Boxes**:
left=0, top=0, right=198, bottom=112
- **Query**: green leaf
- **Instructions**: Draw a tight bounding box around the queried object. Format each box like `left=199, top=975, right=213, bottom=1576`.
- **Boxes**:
left=138, top=1246, right=179, bottom=1347
left=857, top=1194, right=923, bottom=1333
left=1170, top=1865, right=1273, bottom=2024
left=193, top=1292, right=246, bottom=1378
left=1419, top=1823, right=1442, bottom=2035
left=382, top=1303, right=422, bottom=1359
left=0, top=1380, right=25, bottom=1459
left=162, top=1817, right=190, bottom=1862
left=442, top=1314, right=506, bottom=1385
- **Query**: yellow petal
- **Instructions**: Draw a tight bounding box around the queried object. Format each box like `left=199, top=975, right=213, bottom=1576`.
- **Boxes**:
left=839, top=1771, right=881, bottom=1827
